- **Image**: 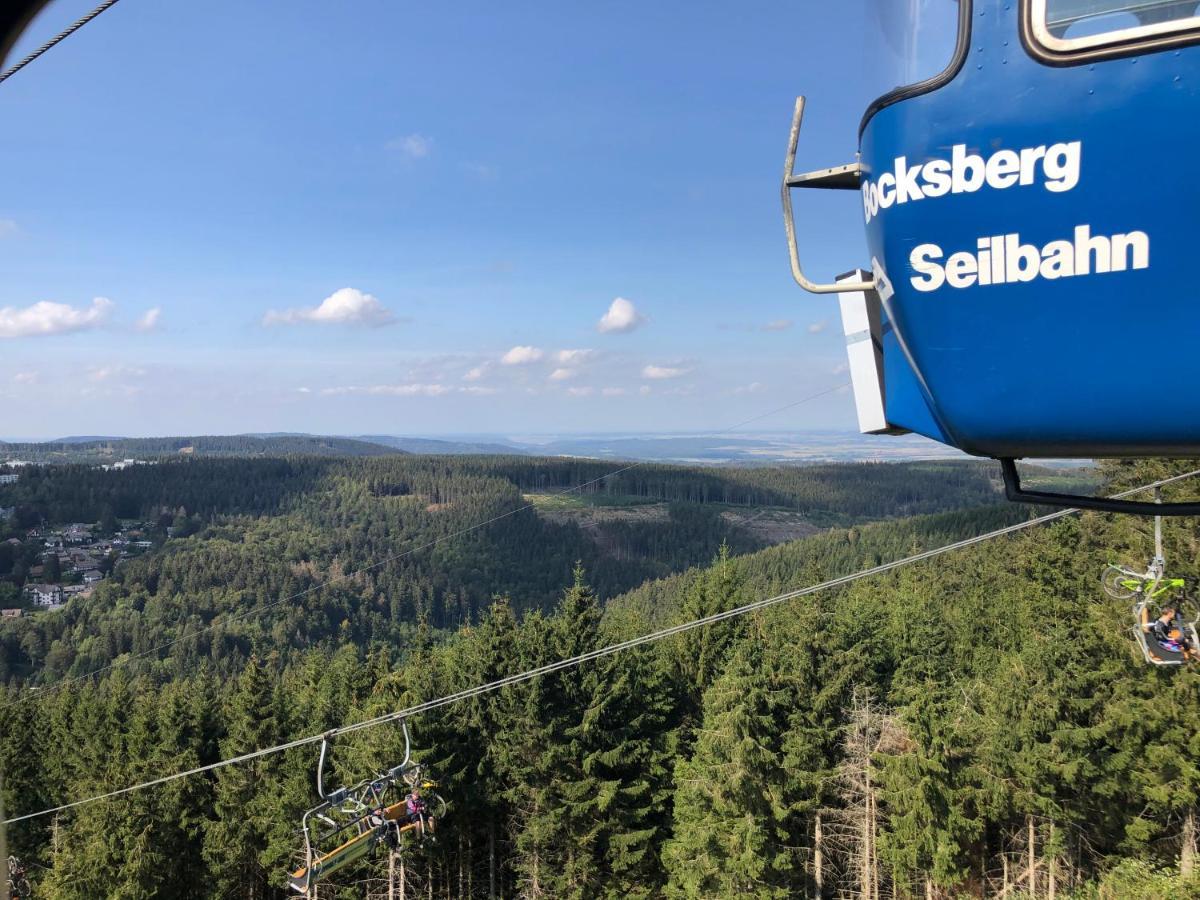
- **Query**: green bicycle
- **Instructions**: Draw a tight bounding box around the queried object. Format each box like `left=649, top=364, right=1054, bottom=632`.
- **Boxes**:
left=1100, top=563, right=1185, bottom=601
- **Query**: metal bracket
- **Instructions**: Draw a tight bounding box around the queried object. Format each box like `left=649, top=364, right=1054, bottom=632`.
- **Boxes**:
left=1001, top=459, right=1200, bottom=516
left=781, top=96, right=874, bottom=294
left=787, top=162, right=862, bottom=190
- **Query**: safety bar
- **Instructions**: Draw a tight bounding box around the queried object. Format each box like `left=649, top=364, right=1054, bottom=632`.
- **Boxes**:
left=1001, top=459, right=1200, bottom=516
left=316, top=732, right=334, bottom=800
left=781, top=96, right=874, bottom=294
left=385, top=721, right=413, bottom=779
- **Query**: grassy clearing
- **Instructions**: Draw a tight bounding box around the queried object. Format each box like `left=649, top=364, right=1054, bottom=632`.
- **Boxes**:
left=524, top=492, right=661, bottom=510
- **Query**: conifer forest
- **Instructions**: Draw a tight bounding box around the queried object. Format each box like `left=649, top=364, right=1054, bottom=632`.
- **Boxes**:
left=2, top=455, right=1199, bottom=899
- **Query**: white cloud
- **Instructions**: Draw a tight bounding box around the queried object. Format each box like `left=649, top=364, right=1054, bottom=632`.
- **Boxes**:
left=462, top=364, right=489, bottom=382
left=807, top=319, right=828, bottom=334
left=831, top=361, right=850, bottom=375
left=389, top=133, right=433, bottom=158
left=0, top=220, right=18, bottom=238
left=567, top=386, right=594, bottom=397
left=135, top=307, right=162, bottom=332
left=554, top=349, right=595, bottom=365
left=549, top=367, right=576, bottom=381
left=501, top=345, right=544, bottom=365
left=12, top=372, right=37, bottom=385
left=731, top=382, right=764, bottom=395
left=0, top=297, right=113, bottom=339
left=763, top=319, right=793, bottom=332
left=597, top=297, right=645, bottom=334
left=89, top=365, right=146, bottom=383
left=639, top=385, right=651, bottom=396
left=263, top=288, right=395, bottom=328
left=642, top=364, right=689, bottom=380
left=321, top=383, right=450, bottom=397
left=460, top=385, right=499, bottom=396
left=601, top=387, right=626, bottom=397
left=296, top=387, right=312, bottom=393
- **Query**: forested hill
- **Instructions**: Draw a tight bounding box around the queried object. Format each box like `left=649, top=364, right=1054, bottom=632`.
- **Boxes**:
left=0, top=456, right=1007, bottom=687
left=354, top=435, right=529, bottom=455
left=2, top=459, right=1198, bottom=898
left=0, top=434, right=402, bottom=462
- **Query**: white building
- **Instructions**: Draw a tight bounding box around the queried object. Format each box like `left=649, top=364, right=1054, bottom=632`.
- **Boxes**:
left=25, top=584, right=63, bottom=607
left=82, top=570, right=103, bottom=585
left=0, top=473, right=18, bottom=485
left=101, top=459, right=151, bottom=472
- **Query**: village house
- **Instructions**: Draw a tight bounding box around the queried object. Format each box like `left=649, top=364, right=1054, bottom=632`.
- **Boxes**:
left=25, top=584, right=63, bottom=607
left=0, top=473, right=19, bottom=485
left=1, top=608, right=21, bottom=619
left=82, top=570, right=104, bottom=585
left=63, top=524, right=92, bottom=544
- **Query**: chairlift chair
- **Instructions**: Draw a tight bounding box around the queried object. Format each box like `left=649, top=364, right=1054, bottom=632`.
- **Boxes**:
left=288, top=721, right=446, bottom=896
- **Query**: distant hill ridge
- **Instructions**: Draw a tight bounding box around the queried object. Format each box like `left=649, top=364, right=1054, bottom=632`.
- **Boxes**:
left=354, top=434, right=529, bottom=455
left=0, top=434, right=403, bottom=460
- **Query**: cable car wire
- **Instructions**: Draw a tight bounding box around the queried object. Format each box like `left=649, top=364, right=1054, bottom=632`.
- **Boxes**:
left=0, top=383, right=848, bottom=712
left=0, top=0, right=122, bottom=86
left=7, top=465, right=1197, bottom=827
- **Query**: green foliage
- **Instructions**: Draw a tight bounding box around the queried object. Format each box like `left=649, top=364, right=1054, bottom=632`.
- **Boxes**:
left=1083, top=859, right=1200, bottom=900
left=3, top=457, right=1199, bottom=897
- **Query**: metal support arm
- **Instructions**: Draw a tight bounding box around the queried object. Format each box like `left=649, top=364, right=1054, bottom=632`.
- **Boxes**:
left=1001, top=459, right=1200, bottom=516
left=781, top=96, right=875, bottom=294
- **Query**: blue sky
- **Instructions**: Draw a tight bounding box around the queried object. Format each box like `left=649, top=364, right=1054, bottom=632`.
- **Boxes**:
left=0, top=0, right=903, bottom=439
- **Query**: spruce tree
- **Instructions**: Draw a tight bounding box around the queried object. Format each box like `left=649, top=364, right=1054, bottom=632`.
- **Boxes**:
left=203, top=656, right=281, bottom=899
left=663, top=630, right=796, bottom=898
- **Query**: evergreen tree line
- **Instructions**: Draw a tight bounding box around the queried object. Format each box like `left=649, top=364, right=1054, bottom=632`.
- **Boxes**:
left=0, top=457, right=1005, bottom=530
left=2, top=461, right=1198, bottom=896
left=0, top=458, right=1005, bottom=686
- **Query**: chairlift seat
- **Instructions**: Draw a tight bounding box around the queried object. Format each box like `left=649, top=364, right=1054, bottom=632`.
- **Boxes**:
left=1136, top=628, right=1189, bottom=665
left=1134, top=605, right=1200, bottom=666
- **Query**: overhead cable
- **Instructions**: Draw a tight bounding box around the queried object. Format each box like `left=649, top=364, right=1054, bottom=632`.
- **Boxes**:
left=0, top=0, right=122, bottom=86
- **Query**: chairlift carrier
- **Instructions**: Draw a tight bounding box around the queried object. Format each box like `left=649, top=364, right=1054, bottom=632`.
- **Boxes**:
left=1132, top=497, right=1200, bottom=664
left=289, top=721, right=444, bottom=896
left=784, top=0, right=1200, bottom=515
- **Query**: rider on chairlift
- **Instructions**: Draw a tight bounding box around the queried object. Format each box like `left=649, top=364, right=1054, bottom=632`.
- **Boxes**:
left=1148, top=604, right=1199, bottom=663
left=406, top=785, right=429, bottom=833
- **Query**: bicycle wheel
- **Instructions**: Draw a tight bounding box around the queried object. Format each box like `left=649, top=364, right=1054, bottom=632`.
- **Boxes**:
left=1102, top=565, right=1141, bottom=600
